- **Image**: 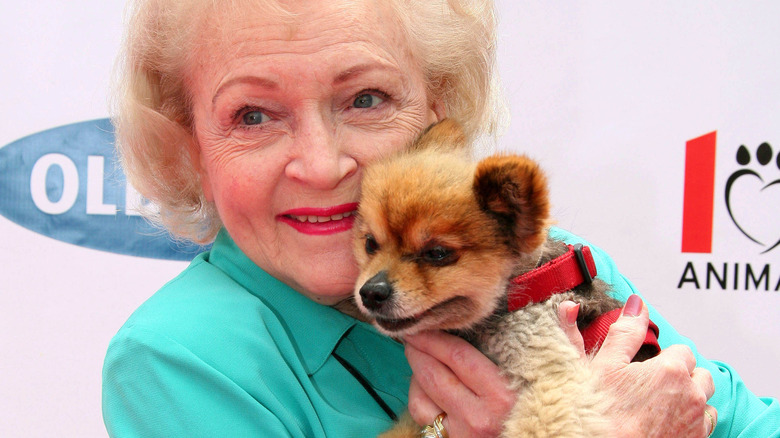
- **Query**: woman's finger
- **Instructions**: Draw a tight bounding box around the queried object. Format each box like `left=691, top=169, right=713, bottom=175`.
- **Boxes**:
left=404, top=332, right=515, bottom=437
left=404, top=338, right=476, bottom=413
left=692, top=367, right=715, bottom=401
left=407, top=375, right=442, bottom=426
left=557, top=300, right=586, bottom=359
left=657, top=344, right=698, bottom=376
left=591, top=294, right=650, bottom=367
left=704, top=405, right=718, bottom=437
left=405, top=330, right=510, bottom=398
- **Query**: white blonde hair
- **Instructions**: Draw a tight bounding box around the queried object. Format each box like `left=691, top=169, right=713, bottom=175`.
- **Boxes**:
left=113, top=0, right=504, bottom=243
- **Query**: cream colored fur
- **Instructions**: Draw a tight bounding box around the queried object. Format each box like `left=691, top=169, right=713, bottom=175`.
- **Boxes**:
left=475, top=293, right=611, bottom=437
left=377, top=293, right=613, bottom=438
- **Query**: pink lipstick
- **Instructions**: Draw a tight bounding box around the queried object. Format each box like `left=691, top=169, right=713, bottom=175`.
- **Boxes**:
left=278, top=203, right=358, bottom=235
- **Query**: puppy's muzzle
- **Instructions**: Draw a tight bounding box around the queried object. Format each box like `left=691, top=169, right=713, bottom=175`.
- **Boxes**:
left=359, top=271, right=393, bottom=311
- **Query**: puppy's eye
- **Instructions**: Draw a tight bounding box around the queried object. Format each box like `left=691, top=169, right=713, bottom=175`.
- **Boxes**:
left=421, top=246, right=457, bottom=267
left=365, top=234, right=379, bottom=255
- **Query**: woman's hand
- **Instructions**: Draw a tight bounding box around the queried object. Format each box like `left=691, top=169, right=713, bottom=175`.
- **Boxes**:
left=405, top=295, right=717, bottom=438
left=404, top=331, right=516, bottom=437
left=559, top=296, right=718, bottom=438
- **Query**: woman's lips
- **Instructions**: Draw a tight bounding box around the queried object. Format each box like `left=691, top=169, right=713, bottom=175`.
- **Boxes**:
left=278, top=203, right=358, bottom=235
left=287, top=210, right=354, bottom=223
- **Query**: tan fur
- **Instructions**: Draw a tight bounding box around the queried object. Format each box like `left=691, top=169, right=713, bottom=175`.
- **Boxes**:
left=352, top=120, right=623, bottom=437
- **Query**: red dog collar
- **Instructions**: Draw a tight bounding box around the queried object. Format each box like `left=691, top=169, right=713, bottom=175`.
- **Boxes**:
left=507, top=244, right=660, bottom=356
left=580, top=308, right=660, bottom=356
left=507, top=244, right=596, bottom=311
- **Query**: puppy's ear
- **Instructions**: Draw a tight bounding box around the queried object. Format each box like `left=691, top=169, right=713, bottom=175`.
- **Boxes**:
left=473, top=155, right=550, bottom=254
left=410, top=118, right=468, bottom=152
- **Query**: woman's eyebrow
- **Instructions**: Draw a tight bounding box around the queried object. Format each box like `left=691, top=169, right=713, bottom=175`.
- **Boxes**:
left=333, top=63, right=401, bottom=85
left=210, top=63, right=403, bottom=108
left=212, top=76, right=279, bottom=106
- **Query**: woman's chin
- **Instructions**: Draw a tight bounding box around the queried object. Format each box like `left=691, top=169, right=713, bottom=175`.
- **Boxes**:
left=298, top=283, right=355, bottom=306
left=289, top=264, right=359, bottom=305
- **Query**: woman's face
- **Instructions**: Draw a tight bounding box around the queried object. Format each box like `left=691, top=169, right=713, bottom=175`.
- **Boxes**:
left=188, top=0, right=440, bottom=304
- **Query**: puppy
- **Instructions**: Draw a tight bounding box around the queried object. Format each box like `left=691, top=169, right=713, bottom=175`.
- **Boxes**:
left=352, top=119, right=656, bottom=437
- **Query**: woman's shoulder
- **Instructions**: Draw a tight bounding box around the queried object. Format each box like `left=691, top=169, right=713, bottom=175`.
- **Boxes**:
left=107, top=255, right=294, bottom=380
left=102, top=256, right=320, bottom=437
left=121, top=255, right=268, bottom=332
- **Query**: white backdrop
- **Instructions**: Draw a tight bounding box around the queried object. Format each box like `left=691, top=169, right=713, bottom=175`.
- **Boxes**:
left=1, top=2, right=777, bottom=437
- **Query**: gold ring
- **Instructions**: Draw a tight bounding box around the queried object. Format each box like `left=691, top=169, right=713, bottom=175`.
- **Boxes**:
left=418, top=412, right=448, bottom=438
left=433, top=412, right=448, bottom=438
left=418, top=424, right=437, bottom=438
left=705, top=410, right=716, bottom=437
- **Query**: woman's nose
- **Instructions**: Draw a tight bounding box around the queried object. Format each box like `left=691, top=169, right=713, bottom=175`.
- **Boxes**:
left=284, top=116, right=358, bottom=190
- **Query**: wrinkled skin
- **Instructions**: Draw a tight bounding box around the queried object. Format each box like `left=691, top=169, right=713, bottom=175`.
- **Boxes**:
left=405, top=297, right=716, bottom=438
left=187, top=0, right=441, bottom=305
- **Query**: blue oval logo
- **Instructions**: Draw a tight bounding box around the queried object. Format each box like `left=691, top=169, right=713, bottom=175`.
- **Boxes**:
left=0, top=119, right=208, bottom=260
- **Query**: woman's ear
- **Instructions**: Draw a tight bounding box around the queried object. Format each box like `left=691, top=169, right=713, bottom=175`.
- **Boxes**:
left=186, top=136, right=213, bottom=202
left=428, top=98, right=447, bottom=124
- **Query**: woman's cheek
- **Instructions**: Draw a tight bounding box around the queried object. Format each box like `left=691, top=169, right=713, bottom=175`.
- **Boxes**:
left=349, top=117, right=430, bottom=161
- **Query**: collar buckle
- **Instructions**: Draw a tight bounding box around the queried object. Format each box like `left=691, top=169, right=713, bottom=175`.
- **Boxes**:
left=572, top=243, right=593, bottom=285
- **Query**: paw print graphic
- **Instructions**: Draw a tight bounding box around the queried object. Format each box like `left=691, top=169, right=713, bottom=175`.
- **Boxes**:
left=725, top=142, right=780, bottom=253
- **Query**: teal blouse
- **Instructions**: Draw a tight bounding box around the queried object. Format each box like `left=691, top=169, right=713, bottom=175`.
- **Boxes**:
left=102, top=228, right=780, bottom=437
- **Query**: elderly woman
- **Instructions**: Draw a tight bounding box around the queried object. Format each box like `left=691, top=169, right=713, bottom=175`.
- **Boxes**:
left=102, top=0, right=779, bottom=437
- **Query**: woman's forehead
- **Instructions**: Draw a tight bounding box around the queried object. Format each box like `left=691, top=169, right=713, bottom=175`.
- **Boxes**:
left=188, top=0, right=417, bottom=90
left=194, top=0, right=407, bottom=51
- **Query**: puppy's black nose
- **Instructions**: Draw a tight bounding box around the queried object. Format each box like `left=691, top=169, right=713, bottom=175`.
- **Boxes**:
left=360, top=271, right=393, bottom=311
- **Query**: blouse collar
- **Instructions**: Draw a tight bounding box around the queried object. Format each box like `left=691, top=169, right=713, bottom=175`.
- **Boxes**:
left=206, top=228, right=357, bottom=375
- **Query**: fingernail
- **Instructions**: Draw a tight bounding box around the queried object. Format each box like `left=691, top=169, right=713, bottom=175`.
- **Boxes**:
left=623, top=294, right=643, bottom=317
left=566, top=303, right=580, bottom=327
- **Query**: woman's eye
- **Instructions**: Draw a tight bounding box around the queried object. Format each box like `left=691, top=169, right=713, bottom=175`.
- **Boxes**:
left=241, top=110, right=269, bottom=126
left=352, top=93, right=384, bottom=109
